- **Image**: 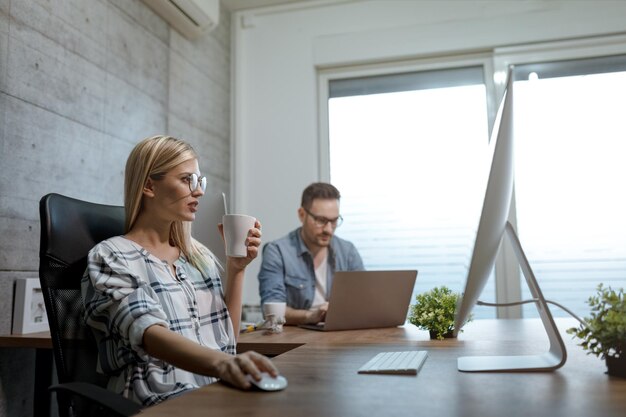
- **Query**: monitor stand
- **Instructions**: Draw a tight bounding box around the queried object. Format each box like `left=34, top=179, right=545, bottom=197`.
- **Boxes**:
left=458, top=221, right=567, bottom=372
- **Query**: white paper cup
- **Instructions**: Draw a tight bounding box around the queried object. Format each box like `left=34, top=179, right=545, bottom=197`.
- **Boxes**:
left=222, top=214, right=256, bottom=257
left=263, top=302, right=286, bottom=321
left=263, top=301, right=286, bottom=333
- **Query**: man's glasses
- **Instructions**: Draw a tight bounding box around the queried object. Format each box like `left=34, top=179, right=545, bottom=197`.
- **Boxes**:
left=185, top=173, right=207, bottom=193
left=303, top=208, right=343, bottom=228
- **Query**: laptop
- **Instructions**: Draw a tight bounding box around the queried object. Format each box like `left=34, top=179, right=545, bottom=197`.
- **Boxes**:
left=299, top=270, right=418, bottom=331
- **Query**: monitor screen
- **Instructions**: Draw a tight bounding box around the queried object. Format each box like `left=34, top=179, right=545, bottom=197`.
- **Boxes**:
left=451, top=68, right=567, bottom=372
left=453, top=70, right=515, bottom=336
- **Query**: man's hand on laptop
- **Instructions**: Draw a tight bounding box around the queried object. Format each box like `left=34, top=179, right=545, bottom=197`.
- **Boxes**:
left=305, top=302, right=328, bottom=324
left=285, top=303, right=328, bottom=325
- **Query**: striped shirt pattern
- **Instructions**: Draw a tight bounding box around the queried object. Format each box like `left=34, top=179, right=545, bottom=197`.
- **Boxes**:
left=81, top=236, right=235, bottom=406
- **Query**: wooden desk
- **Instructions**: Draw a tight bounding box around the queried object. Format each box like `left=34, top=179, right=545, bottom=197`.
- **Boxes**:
left=0, top=332, right=53, bottom=417
left=236, top=323, right=428, bottom=356
left=140, top=319, right=626, bottom=417
left=0, top=331, right=52, bottom=349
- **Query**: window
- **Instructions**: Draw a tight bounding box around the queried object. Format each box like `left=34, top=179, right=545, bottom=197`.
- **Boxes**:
left=323, top=38, right=626, bottom=321
left=327, top=65, right=496, bottom=318
left=513, top=55, right=626, bottom=318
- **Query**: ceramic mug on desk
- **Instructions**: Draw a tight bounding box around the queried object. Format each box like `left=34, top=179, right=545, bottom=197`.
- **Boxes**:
left=222, top=214, right=256, bottom=257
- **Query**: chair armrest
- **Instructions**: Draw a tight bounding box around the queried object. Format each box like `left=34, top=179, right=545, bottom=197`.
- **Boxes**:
left=49, top=382, right=141, bottom=416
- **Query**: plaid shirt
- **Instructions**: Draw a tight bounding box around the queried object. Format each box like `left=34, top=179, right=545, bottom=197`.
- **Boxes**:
left=81, top=236, right=235, bottom=406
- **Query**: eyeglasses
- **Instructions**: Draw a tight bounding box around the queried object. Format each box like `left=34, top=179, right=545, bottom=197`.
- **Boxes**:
left=185, top=173, right=207, bottom=193
left=303, top=208, right=343, bottom=228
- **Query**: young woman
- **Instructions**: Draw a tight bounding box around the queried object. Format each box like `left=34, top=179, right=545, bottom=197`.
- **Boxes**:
left=82, top=135, right=277, bottom=406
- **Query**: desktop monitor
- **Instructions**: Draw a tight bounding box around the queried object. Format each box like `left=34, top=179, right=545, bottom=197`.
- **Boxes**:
left=453, top=68, right=567, bottom=372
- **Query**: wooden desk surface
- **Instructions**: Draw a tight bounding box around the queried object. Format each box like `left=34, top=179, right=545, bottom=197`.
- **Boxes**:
left=0, top=331, right=52, bottom=349
left=237, top=324, right=428, bottom=356
left=140, top=319, right=626, bottom=417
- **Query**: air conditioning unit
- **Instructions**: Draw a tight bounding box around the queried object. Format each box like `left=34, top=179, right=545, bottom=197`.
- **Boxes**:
left=142, top=0, right=219, bottom=40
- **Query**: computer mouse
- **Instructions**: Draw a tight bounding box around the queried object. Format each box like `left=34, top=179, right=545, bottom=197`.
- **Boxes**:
left=246, top=372, right=288, bottom=391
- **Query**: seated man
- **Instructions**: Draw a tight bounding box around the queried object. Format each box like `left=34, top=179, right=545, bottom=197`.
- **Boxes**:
left=258, top=182, right=364, bottom=325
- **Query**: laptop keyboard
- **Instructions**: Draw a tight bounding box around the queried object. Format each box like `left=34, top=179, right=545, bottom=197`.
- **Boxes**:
left=357, top=350, right=428, bottom=375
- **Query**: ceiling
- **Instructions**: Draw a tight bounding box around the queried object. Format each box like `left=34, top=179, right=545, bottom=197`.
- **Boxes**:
left=221, top=0, right=316, bottom=11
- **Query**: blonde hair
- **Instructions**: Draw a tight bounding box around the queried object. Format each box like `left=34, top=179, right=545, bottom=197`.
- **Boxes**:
left=125, top=135, right=218, bottom=276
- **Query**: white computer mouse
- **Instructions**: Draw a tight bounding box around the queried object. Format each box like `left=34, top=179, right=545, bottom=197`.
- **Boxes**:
left=246, top=372, right=288, bottom=391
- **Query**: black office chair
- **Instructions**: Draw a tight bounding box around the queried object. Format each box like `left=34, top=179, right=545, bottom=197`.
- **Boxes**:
left=39, top=193, right=141, bottom=417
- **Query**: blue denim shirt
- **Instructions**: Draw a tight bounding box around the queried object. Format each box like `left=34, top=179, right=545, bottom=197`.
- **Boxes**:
left=258, top=228, right=365, bottom=309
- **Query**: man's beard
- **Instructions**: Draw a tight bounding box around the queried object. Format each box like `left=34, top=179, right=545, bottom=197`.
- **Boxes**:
left=316, top=232, right=333, bottom=246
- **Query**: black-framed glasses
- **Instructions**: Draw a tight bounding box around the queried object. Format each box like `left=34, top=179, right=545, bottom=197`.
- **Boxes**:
left=185, top=173, right=207, bottom=193
left=303, top=208, right=343, bottom=228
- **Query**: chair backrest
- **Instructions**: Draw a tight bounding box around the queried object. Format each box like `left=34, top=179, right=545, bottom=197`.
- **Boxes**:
left=39, top=193, right=125, bottom=416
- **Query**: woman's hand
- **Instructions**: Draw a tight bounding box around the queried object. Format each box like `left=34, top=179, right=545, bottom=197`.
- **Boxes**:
left=219, top=219, right=261, bottom=334
left=218, top=220, right=262, bottom=271
left=143, top=325, right=279, bottom=390
left=215, top=351, right=278, bottom=389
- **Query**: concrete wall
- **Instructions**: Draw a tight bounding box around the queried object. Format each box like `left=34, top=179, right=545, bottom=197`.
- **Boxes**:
left=0, top=0, right=231, bottom=416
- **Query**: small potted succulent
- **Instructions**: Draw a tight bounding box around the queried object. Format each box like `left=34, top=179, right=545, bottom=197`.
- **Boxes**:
left=567, top=284, right=626, bottom=378
left=408, top=286, right=470, bottom=340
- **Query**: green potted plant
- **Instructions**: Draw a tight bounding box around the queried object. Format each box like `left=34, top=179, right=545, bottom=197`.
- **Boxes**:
left=408, top=286, right=471, bottom=340
left=567, top=284, right=626, bottom=378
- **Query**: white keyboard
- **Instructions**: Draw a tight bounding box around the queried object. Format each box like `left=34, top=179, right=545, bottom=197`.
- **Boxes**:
left=358, top=351, right=428, bottom=375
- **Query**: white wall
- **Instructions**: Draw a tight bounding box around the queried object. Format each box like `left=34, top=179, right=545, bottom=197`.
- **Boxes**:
left=232, top=0, right=626, bottom=304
